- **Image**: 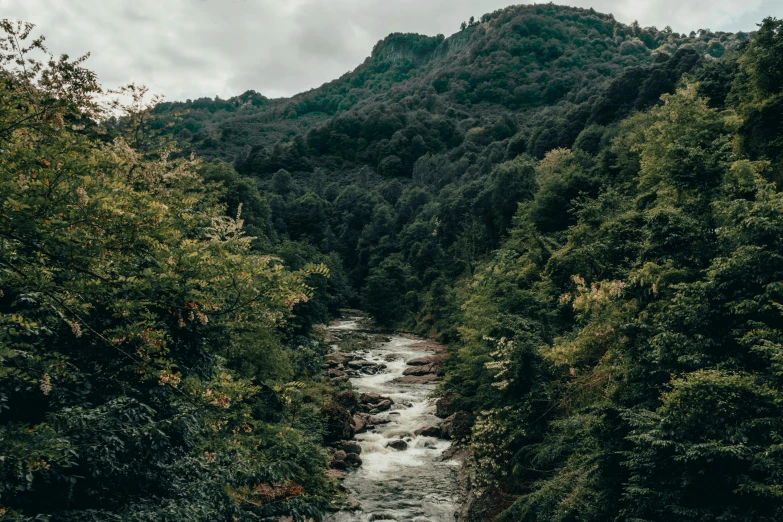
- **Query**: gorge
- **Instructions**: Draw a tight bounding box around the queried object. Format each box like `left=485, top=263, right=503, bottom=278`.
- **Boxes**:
left=2, top=4, right=783, bottom=522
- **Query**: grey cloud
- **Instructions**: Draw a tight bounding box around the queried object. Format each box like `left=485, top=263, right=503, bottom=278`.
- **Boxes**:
left=2, top=0, right=782, bottom=102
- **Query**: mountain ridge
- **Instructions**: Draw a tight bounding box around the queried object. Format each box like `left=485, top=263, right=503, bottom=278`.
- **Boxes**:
left=151, top=3, right=742, bottom=165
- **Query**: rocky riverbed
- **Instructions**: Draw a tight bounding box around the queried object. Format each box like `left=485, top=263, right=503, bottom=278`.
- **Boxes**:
left=324, top=316, right=464, bottom=522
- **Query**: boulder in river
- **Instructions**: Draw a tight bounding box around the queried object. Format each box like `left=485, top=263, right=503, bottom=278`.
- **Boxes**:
left=406, top=355, right=441, bottom=366
left=328, top=368, right=350, bottom=383
left=347, top=359, right=374, bottom=369
left=330, top=449, right=349, bottom=469
left=392, top=374, right=438, bottom=384
left=360, top=362, right=387, bottom=375
left=415, top=425, right=442, bottom=438
left=359, top=392, right=395, bottom=411
left=402, top=364, right=436, bottom=376
left=386, top=439, right=408, bottom=451
left=352, top=413, right=368, bottom=433
left=374, top=399, right=393, bottom=412
left=335, top=441, right=362, bottom=455
left=353, top=412, right=392, bottom=433
left=325, top=352, right=349, bottom=367
left=344, top=452, right=363, bottom=467
left=360, top=392, right=384, bottom=403
left=332, top=450, right=347, bottom=461
left=441, top=444, right=468, bottom=462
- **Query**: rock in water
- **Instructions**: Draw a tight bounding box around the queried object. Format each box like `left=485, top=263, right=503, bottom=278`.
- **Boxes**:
left=415, top=425, right=442, bottom=437
left=325, top=352, right=349, bottom=366
left=374, top=399, right=393, bottom=411
left=359, top=392, right=384, bottom=403
left=406, top=356, right=435, bottom=366
left=336, top=441, right=362, bottom=455
left=393, top=374, right=438, bottom=384
left=402, top=364, right=435, bottom=376
left=386, top=439, right=408, bottom=451
left=344, top=452, right=363, bottom=467
left=352, top=413, right=368, bottom=432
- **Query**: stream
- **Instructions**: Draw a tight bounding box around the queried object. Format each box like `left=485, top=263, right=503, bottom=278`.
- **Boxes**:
left=325, top=317, right=460, bottom=522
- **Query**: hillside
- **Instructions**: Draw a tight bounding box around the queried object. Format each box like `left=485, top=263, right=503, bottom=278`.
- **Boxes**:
left=152, top=4, right=741, bottom=166
left=3, top=3, right=783, bottom=522
left=148, top=3, right=748, bottom=304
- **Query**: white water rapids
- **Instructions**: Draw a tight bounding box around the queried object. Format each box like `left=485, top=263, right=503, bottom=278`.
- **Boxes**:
left=326, top=317, right=460, bottom=522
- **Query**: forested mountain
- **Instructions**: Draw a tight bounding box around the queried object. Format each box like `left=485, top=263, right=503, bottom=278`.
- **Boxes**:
left=2, top=3, right=783, bottom=521
left=150, top=3, right=749, bottom=330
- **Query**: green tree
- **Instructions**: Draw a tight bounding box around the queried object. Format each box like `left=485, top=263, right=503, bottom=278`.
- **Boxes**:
left=361, top=254, right=416, bottom=325
left=0, top=22, right=334, bottom=521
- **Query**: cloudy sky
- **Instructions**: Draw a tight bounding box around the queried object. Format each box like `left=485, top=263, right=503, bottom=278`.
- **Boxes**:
left=2, top=0, right=781, bottom=102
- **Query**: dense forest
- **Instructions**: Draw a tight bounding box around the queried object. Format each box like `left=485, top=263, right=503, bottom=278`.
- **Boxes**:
left=2, top=3, right=783, bottom=521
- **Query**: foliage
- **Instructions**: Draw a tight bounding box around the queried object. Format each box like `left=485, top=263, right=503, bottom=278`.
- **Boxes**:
left=451, top=75, right=783, bottom=522
left=147, top=12, right=783, bottom=518
left=0, top=21, right=337, bottom=521
left=5, top=5, right=783, bottom=522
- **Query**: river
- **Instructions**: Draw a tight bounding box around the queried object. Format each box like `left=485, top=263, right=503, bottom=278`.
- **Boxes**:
left=325, top=316, right=460, bottom=522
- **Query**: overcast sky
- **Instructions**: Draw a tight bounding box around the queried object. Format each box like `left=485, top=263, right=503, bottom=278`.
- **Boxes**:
left=2, top=1, right=781, bottom=102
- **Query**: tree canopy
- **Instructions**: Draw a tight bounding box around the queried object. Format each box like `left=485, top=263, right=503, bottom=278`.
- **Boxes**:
left=1, top=21, right=338, bottom=521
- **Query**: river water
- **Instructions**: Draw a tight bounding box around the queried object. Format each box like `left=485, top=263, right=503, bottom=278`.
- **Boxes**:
left=326, top=317, right=460, bottom=522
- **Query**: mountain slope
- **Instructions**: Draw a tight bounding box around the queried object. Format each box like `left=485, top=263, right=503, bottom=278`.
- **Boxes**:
left=152, top=3, right=741, bottom=168
left=146, top=3, right=746, bottom=300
